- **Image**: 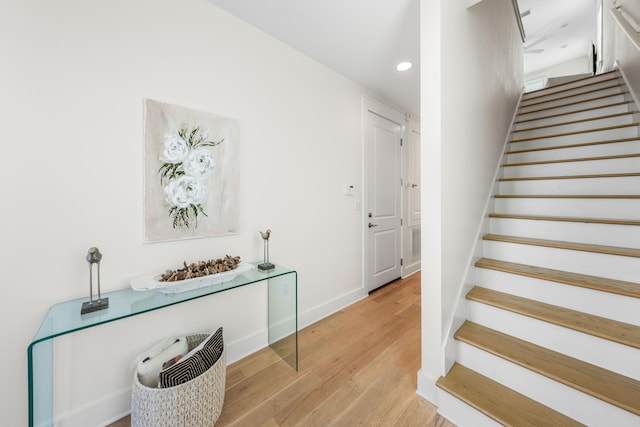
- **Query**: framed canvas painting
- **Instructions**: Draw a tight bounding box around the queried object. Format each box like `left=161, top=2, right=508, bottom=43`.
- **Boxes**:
left=144, top=99, right=239, bottom=242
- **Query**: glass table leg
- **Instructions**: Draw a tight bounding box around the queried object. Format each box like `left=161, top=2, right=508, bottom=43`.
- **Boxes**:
left=267, top=272, right=298, bottom=370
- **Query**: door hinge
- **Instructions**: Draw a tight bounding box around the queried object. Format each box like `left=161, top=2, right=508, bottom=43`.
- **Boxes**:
left=401, top=218, right=403, bottom=226
left=401, top=258, right=403, bottom=266
left=400, top=178, right=403, bottom=186
left=400, top=138, right=403, bottom=146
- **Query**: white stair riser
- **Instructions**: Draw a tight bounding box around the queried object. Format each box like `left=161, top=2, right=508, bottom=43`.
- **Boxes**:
left=519, top=87, right=626, bottom=114
left=489, top=217, right=640, bottom=248
left=483, top=240, right=640, bottom=282
left=512, top=114, right=637, bottom=140
left=506, top=140, right=640, bottom=163
left=502, top=157, right=640, bottom=177
left=523, top=75, right=621, bottom=100
left=436, top=389, right=503, bottom=427
left=467, top=300, right=639, bottom=379
left=498, top=175, right=640, bottom=195
left=494, top=197, right=640, bottom=220
left=475, top=269, right=640, bottom=327
left=517, top=93, right=630, bottom=121
left=511, top=126, right=639, bottom=147
left=456, top=341, right=639, bottom=427
left=514, top=103, right=635, bottom=130
left=521, top=80, right=624, bottom=107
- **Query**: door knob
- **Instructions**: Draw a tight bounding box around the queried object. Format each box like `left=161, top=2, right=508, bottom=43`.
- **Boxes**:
left=368, top=222, right=378, bottom=228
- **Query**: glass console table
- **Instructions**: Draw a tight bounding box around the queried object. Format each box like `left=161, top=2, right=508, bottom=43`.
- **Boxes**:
left=28, top=262, right=297, bottom=427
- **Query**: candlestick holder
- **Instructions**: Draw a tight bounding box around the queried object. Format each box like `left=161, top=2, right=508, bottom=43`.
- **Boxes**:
left=258, top=229, right=275, bottom=271
left=81, top=247, right=110, bottom=315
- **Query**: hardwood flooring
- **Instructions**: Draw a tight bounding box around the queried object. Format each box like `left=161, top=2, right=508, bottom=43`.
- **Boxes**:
left=109, top=272, right=453, bottom=426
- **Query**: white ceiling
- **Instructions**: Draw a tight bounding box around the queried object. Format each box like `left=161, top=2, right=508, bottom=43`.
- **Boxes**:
left=208, top=0, right=420, bottom=116
left=207, top=0, right=596, bottom=116
left=519, top=0, right=596, bottom=75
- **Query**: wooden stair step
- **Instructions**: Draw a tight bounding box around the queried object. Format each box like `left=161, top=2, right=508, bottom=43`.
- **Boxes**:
left=503, top=152, right=640, bottom=167
left=506, top=137, right=640, bottom=154
left=513, top=112, right=636, bottom=134
left=475, top=257, right=640, bottom=299
left=499, top=172, right=640, bottom=181
left=524, top=70, right=619, bottom=97
left=455, top=321, right=640, bottom=415
left=510, top=123, right=639, bottom=143
left=436, top=363, right=586, bottom=427
left=520, top=84, right=623, bottom=109
left=465, top=287, right=640, bottom=349
left=489, top=212, right=640, bottom=226
left=483, top=233, right=640, bottom=258
left=519, top=92, right=630, bottom=116
left=516, top=101, right=634, bottom=125
left=495, top=194, right=640, bottom=199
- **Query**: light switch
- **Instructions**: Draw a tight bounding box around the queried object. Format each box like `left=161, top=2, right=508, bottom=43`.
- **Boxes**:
left=345, top=184, right=355, bottom=196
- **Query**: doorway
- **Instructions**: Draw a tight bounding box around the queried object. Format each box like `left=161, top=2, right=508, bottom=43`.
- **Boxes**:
left=363, top=98, right=404, bottom=292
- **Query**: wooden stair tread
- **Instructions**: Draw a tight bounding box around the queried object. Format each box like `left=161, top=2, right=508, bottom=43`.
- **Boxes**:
left=524, top=75, right=620, bottom=102
left=495, top=194, right=640, bottom=199
left=510, top=123, right=639, bottom=143
left=524, top=70, right=618, bottom=97
left=520, top=84, right=623, bottom=109
left=475, top=257, right=640, bottom=298
left=519, top=92, right=630, bottom=116
left=482, top=233, right=640, bottom=258
left=503, top=152, right=640, bottom=167
left=506, top=137, right=640, bottom=154
left=436, top=363, right=585, bottom=427
left=513, top=112, right=635, bottom=134
left=499, top=172, right=640, bottom=181
left=489, top=212, right=640, bottom=226
left=465, top=287, right=640, bottom=349
left=455, top=321, right=640, bottom=415
left=516, top=101, right=634, bottom=125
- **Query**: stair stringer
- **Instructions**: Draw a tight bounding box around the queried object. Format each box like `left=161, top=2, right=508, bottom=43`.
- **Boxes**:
left=439, top=92, right=525, bottom=371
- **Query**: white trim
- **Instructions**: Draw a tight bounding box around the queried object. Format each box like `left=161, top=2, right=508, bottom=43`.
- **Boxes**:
left=416, top=368, right=440, bottom=404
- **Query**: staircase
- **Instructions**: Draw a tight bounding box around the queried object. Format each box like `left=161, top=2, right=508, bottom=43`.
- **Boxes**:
left=435, top=70, right=640, bottom=426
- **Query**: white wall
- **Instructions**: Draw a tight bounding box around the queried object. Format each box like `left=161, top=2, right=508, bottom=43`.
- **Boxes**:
left=524, top=55, right=591, bottom=82
left=419, top=0, right=523, bottom=399
left=602, top=0, right=640, bottom=99
left=0, top=0, right=396, bottom=424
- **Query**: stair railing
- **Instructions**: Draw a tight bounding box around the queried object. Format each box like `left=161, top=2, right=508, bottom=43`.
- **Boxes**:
left=611, top=6, right=640, bottom=52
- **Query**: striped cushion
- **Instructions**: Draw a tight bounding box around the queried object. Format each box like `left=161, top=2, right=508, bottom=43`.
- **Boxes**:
left=158, top=327, right=224, bottom=388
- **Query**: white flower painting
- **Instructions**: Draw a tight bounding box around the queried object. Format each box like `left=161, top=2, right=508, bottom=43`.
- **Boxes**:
left=144, top=99, right=239, bottom=242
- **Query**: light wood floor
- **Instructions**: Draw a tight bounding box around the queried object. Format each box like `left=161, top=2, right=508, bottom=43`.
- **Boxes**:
left=110, top=272, right=454, bottom=426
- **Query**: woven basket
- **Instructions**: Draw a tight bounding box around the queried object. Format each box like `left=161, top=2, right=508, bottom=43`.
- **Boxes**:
left=131, top=334, right=226, bottom=427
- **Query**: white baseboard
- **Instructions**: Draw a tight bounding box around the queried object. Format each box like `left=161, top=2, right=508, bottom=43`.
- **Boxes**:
left=56, top=287, right=367, bottom=426
left=416, top=368, right=439, bottom=404
left=56, top=388, right=131, bottom=427
left=298, top=286, right=368, bottom=330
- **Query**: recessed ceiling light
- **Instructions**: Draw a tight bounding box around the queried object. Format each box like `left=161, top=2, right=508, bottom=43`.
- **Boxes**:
left=396, top=62, right=412, bottom=71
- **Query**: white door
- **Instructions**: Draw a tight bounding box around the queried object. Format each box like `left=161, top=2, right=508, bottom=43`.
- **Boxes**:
left=364, top=100, right=403, bottom=292
left=403, top=118, right=421, bottom=276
